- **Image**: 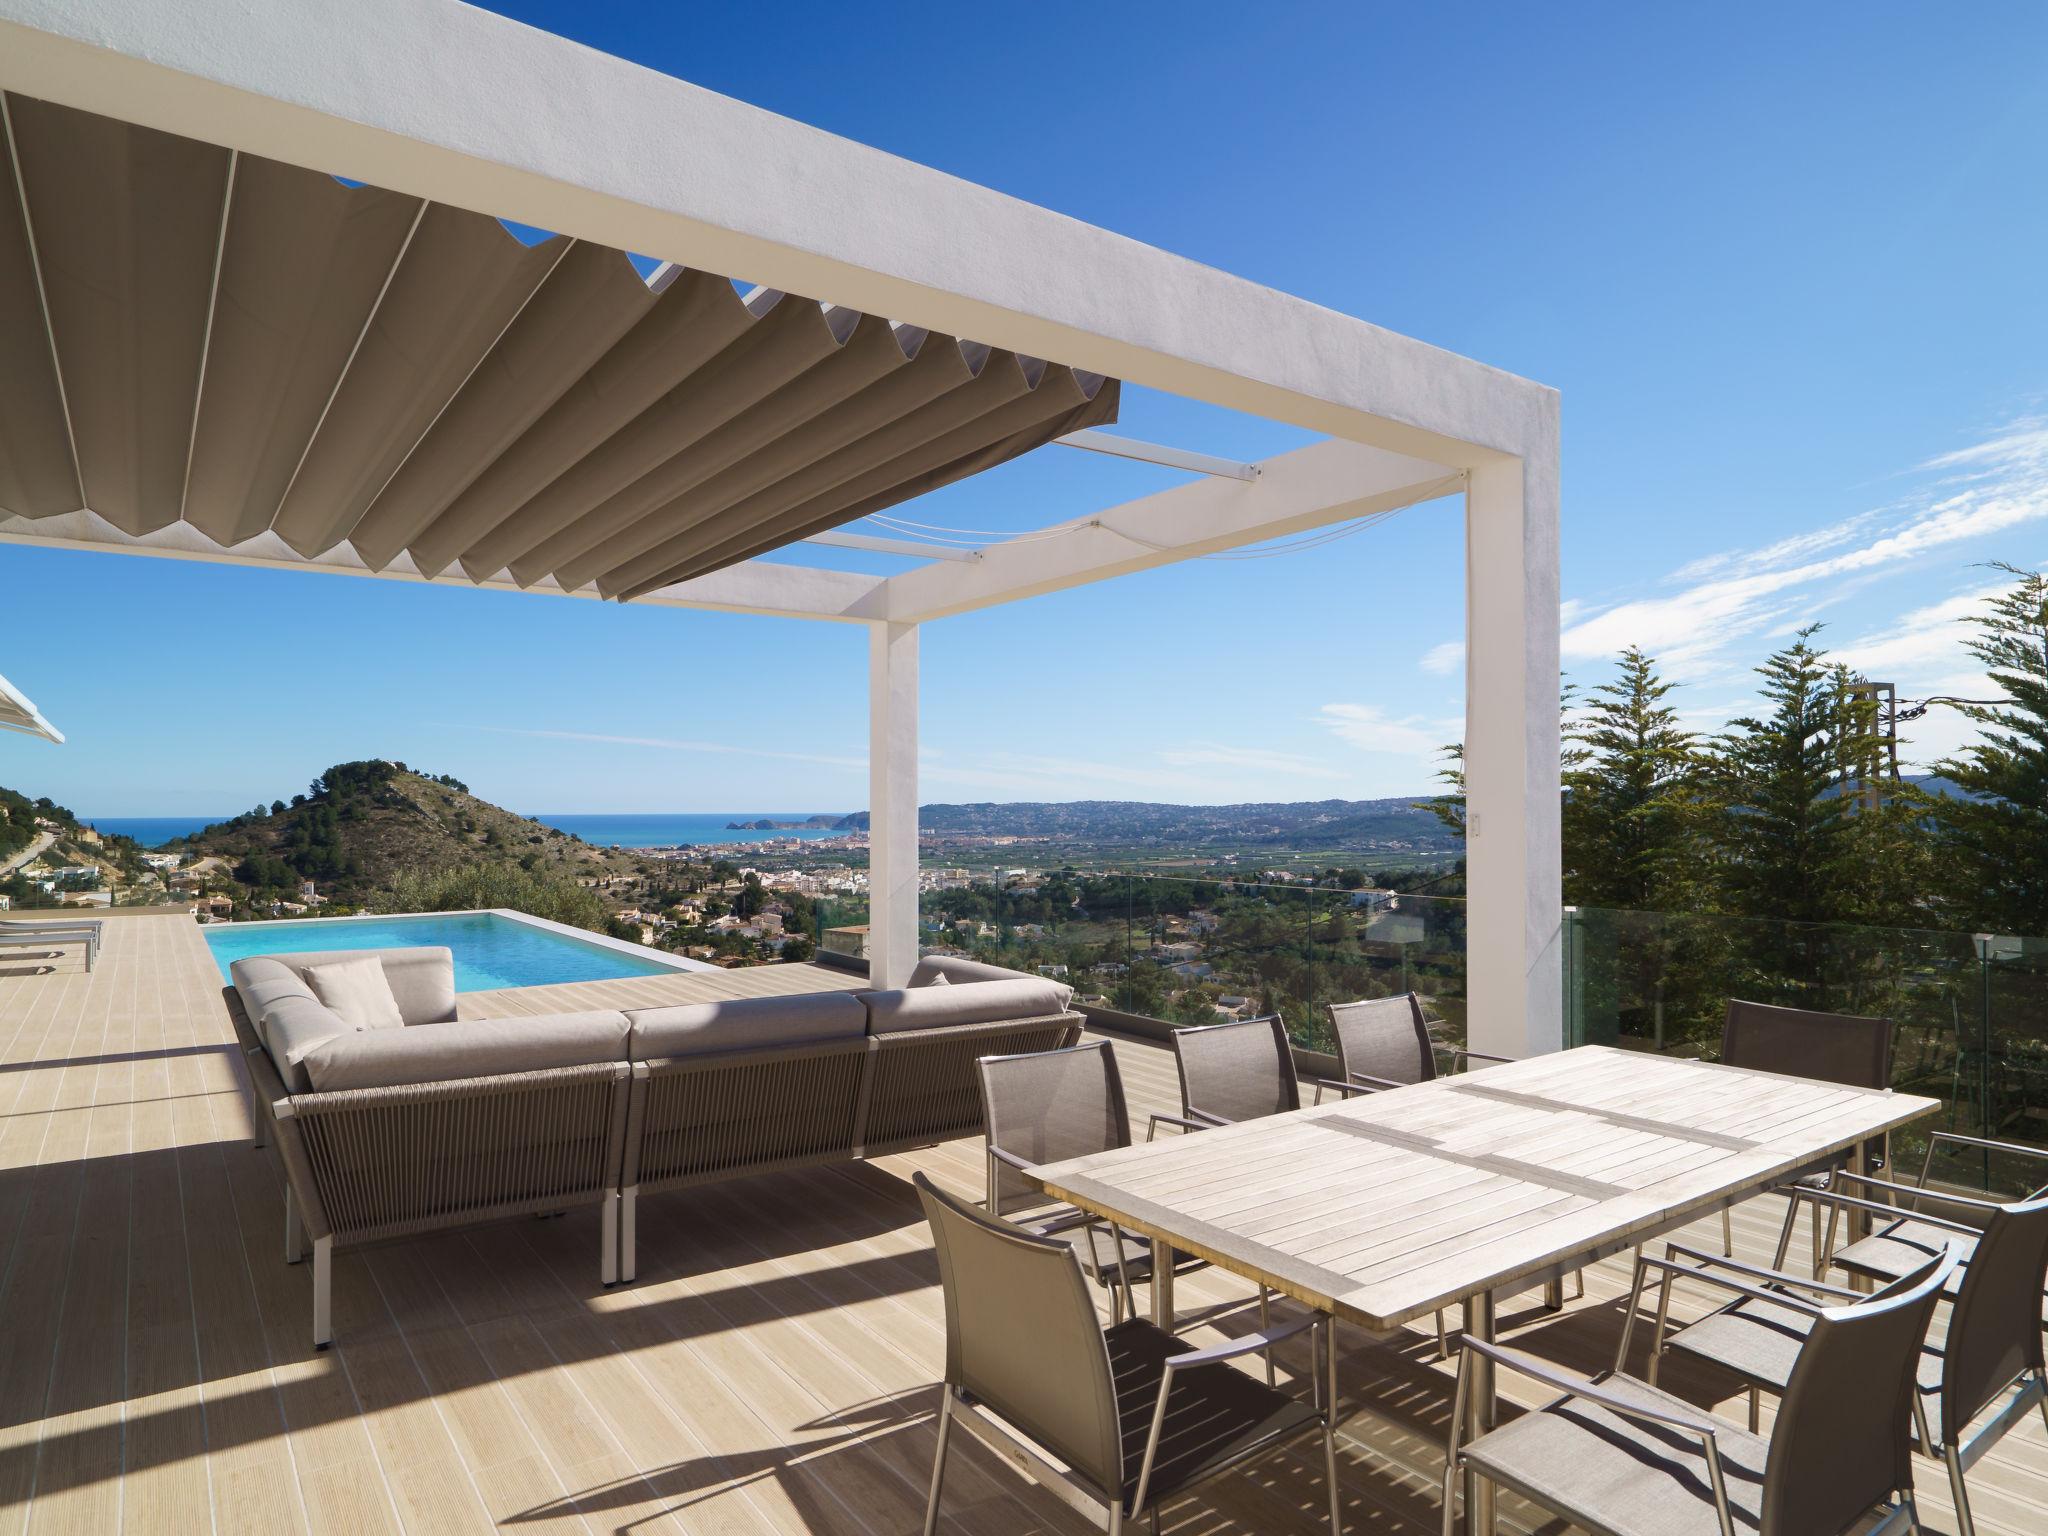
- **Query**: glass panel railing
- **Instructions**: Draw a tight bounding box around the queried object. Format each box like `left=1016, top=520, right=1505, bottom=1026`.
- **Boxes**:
left=918, top=871, right=1470, bottom=1055
left=1564, top=907, right=2048, bottom=1195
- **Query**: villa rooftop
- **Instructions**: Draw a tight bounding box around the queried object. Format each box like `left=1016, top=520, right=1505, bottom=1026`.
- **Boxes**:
left=2, top=915, right=2041, bottom=1536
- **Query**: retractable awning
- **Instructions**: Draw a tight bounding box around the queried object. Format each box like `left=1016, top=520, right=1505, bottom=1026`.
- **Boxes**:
left=0, top=670, right=61, bottom=743
left=0, top=93, right=1118, bottom=597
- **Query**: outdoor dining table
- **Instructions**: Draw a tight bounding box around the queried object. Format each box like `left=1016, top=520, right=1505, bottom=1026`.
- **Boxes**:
left=1028, top=1043, right=1940, bottom=1534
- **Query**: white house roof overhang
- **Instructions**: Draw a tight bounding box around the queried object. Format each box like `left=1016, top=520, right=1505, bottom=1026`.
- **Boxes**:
left=0, top=0, right=1562, bottom=1053
left=0, top=670, right=61, bottom=743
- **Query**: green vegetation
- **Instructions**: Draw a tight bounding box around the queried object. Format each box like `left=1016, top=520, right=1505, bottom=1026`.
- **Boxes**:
left=370, top=862, right=612, bottom=934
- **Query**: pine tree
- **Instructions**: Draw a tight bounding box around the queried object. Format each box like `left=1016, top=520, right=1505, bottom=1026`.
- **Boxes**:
left=1707, top=627, right=1927, bottom=927
left=1562, top=648, right=1706, bottom=911
left=1931, top=567, right=2048, bottom=936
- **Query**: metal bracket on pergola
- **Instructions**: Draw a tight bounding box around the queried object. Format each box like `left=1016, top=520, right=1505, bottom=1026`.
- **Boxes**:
left=0, top=0, right=1561, bottom=1054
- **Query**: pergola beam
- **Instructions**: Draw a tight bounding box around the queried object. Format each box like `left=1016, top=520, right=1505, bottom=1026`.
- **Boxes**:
left=872, top=439, right=1461, bottom=624
left=1055, top=429, right=1259, bottom=482
left=0, top=512, right=890, bottom=623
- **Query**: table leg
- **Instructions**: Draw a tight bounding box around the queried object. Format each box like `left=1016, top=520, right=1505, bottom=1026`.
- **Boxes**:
left=1845, top=1140, right=1872, bottom=1293
left=1541, top=1277, right=1564, bottom=1311
left=1152, top=1237, right=1175, bottom=1328
left=1462, top=1290, right=1496, bottom=1534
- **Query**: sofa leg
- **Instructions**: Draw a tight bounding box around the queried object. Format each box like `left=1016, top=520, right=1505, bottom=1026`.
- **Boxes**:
left=312, top=1236, right=333, bottom=1351
left=601, top=1191, right=619, bottom=1287
left=621, top=1186, right=638, bottom=1285
left=284, top=1187, right=304, bottom=1264
left=242, top=1047, right=267, bottom=1150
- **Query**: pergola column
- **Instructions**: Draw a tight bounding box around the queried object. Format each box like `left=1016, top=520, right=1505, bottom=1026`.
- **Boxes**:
left=1463, top=435, right=1562, bottom=1059
left=866, top=619, right=920, bottom=989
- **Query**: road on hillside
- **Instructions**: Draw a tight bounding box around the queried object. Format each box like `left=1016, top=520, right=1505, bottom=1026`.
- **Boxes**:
left=0, top=830, right=55, bottom=877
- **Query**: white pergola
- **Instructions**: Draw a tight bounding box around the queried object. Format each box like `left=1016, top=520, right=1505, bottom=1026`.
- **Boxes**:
left=0, top=669, right=62, bottom=743
left=0, top=0, right=1560, bottom=1055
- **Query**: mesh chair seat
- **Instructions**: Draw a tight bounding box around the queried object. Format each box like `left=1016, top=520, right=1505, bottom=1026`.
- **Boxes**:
left=1461, top=1377, right=1769, bottom=1536
left=1105, top=1318, right=1322, bottom=1513
left=1832, top=1219, right=1976, bottom=1291
left=1668, top=1295, right=1953, bottom=1398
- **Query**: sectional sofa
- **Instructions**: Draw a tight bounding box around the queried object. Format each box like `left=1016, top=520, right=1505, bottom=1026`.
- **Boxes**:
left=224, top=947, right=1081, bottom=1346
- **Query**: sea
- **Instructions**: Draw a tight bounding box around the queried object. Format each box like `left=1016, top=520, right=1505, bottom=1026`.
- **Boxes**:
left=86, top=813, right=853, bottom=850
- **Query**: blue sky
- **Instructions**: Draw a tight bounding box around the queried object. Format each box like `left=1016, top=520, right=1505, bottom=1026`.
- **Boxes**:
left=4, top=1, right=2046, bottom=816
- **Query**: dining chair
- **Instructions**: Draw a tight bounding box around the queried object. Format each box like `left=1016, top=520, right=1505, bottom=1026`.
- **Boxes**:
left=915, top=1171, right=1344, bottom=1535
left=1442, top=1247, right=1957, bottom=1536
left=1311, top=992, right=1514, bottom=1103
left=980, top=1041, right=1195, bottom=1323
left=1720, top=998, right=1895, bottom=1267
left=1166, top=1013, right=1298, bottom=1131
left=1648, top=1190, right=2048, bottom=1536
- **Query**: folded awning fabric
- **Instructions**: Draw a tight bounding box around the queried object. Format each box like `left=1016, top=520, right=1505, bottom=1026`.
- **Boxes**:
left=0, top=94, right=1118, bottom=597
left=0, top=671, right=62, bottom=743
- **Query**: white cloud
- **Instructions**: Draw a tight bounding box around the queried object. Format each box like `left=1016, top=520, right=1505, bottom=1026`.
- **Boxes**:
left=1560, top=417, right=2048, bottom=679
left=1832, top=582, right=2008, bottom=679
left=1317, top=703, right=1461, bottom=757
left=464, top=725, right=866, bottom=771
left=1419, top=640, right=1465, bottom=675
left=1159, top=744, right=1347, bottom=780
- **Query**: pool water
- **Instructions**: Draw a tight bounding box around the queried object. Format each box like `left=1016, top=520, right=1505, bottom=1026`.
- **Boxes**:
left=202, top=911, right=683, bottom=992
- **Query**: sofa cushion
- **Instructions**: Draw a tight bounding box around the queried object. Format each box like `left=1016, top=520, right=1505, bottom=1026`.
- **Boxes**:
left=300, top=1010, right=631, bottom=1092
left=910, top=954, right=1074, bottom=1008
left=237, top=945, right=458, bottom=1026
left=229, top=956, right=318, bottom=1051
left=863, top=976, right=1072, bottom=1035
left=627, top=991, right=868, bottom=1059
left=260, top=993, right=355, bottom=1093
left=304, top=955, right=407, bottom=1030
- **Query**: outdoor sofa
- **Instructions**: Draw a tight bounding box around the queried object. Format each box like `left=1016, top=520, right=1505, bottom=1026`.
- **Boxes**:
left=224, top=947, right=1081, bottom=1345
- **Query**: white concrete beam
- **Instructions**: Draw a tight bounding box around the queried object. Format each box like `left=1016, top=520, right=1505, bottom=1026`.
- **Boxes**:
left=0, top=512, right=886, bottom=623
left=866, top=621, right=919, bottom=989
left=0, top=0, right=1553, bottom=470
left=872, top=438, right=1462, bottom=624
left=1461, top=404, right=1563, bottom=1060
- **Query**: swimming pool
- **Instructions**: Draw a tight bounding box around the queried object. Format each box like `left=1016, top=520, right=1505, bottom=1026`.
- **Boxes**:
left=202, top=910, right=697, bottom=992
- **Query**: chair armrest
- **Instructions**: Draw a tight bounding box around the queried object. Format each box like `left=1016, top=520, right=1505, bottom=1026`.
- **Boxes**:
left=1927, top=1130, right=2048, bottom=1165
left=1185, top=1107, right=1233, bottom=1128
left=1824, top=1169, right=2007, bottom=1213
left=988, top=1145, right=1036, bottom=1173
left=1632, top=1252, right=1832, bottom=1318
left=1025, top=1208, right=1100, bottom=1238
left=1446, top=1047, right=1516, bottom=1069
left=1162, top=1310, right=1319, bottom=1371
left=1459, top=1337, right=1725, bottom=1437
left=1779, top=1181, right=1984, bottom=1235
left=1346, top=1070, right=1411, bottom=1092
left=1657, top=1241, right=1862, bottom=1300
left=1313, top=1076, right=1371, bottom=1099
left=1146, top=1111, right=1209, bottom=1140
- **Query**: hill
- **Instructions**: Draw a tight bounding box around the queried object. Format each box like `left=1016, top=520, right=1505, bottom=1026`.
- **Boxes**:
left=167, top=760, right=651, bottom=904
left=1, top=783, right=147, bottom=897
left=834, top=796, right=1461, bottom=852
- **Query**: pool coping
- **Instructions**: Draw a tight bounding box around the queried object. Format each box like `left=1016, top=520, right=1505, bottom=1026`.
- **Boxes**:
left=200, top=906, right=722, bottom=977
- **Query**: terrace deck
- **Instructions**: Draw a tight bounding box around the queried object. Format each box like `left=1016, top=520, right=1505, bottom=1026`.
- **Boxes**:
left=1, top=914, right=2042, bottom=1534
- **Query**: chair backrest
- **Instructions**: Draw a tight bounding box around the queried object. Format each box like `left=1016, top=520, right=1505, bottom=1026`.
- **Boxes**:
left=914, top=1172, right=1124, bottom=1502
left=1721, top=1000, right=1893, bottom=1090
left=979, top=1043, right=1131, bottom=1217
left=1936, top=1194, right=2048, bottom=1444
left=1172, top=1014, right=1299, bottom=1123
left=1762, top=1247, right=1958, bottom=1536
left=1327, top=994, right=1435, bottom=1088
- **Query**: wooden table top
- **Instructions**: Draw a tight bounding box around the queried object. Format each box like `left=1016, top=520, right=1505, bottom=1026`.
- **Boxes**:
left=1031, top=1045, right=1940, bottom=1329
